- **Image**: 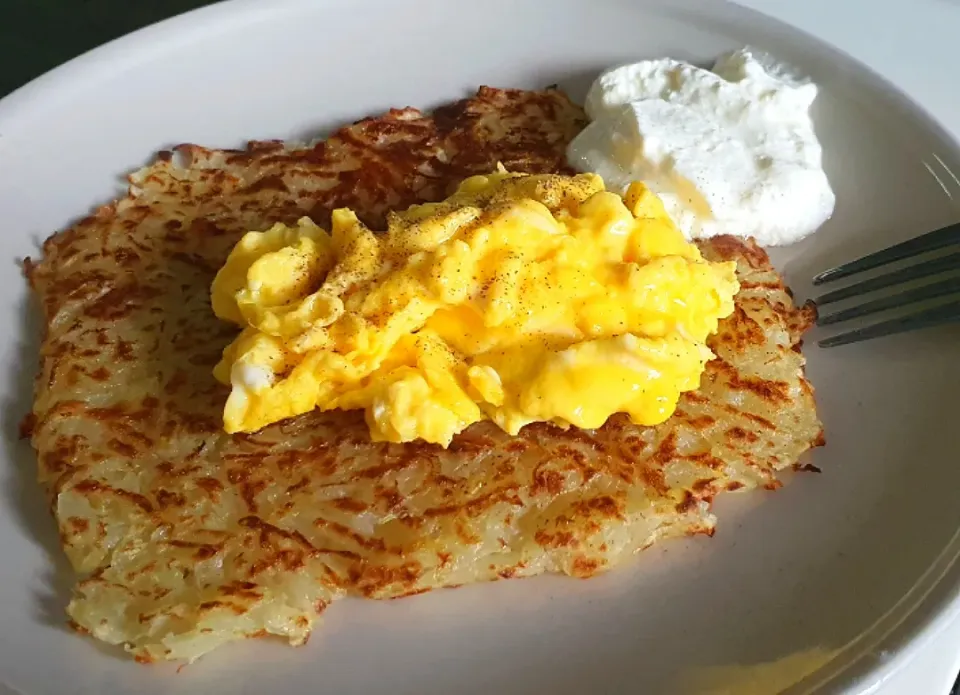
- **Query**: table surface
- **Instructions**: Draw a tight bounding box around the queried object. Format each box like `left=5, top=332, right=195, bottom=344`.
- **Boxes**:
left=1, top=1, right=959, bottom=693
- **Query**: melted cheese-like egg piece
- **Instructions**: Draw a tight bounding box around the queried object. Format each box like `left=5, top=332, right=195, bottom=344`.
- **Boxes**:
left=211, top=171, right=739, bottom=446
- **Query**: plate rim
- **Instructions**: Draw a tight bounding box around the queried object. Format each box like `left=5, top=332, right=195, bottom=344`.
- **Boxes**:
left=2, top=1, right=960, bottom=693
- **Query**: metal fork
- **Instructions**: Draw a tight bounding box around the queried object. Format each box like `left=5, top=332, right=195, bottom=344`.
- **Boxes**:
left=813, top=222, right=960, bottom=347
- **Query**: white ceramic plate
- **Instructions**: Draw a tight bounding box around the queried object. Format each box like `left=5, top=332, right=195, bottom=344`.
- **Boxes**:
left=2, top=1, right=960, bottom=693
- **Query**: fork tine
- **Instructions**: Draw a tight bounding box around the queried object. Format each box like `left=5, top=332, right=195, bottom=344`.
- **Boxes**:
left=813, top=222, right=960, bottom=285
left=815, top=251, right=960, bottom=305
left=817, top=276, right=960, bottom=325
left=818, top=299, right=960, bottom=347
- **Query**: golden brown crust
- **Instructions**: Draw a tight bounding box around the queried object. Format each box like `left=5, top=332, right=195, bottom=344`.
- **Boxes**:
left=26, top=88, right=820, bottom=662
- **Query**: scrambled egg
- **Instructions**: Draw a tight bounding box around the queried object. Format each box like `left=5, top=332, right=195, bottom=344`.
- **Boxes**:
left=211, top=170, right=739, bottom=445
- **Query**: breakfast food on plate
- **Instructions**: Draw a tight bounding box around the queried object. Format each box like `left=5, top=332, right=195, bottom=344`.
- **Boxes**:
left=567, top=48, right=836, bottom=246
left=212, top=170, right=739, bottom=444
left=24, top=83, right=821, bottom=663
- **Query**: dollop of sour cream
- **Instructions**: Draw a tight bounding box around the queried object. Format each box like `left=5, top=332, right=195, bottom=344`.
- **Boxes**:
left=567, top=48, right=835, bottom=246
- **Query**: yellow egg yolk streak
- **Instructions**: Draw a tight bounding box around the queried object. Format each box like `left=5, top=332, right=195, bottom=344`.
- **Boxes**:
left=211, top=171, right=739, bottom=446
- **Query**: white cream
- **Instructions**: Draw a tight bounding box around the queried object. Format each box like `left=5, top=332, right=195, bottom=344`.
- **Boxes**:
left=567, top=48, right=835, bottom=246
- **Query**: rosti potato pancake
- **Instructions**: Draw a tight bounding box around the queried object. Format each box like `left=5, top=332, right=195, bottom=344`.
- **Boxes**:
left=24, top=87, right=821, bottom=663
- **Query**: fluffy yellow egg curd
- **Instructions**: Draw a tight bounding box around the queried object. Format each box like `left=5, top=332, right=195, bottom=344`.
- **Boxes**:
left=211, top=171, right=739, bottom=446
